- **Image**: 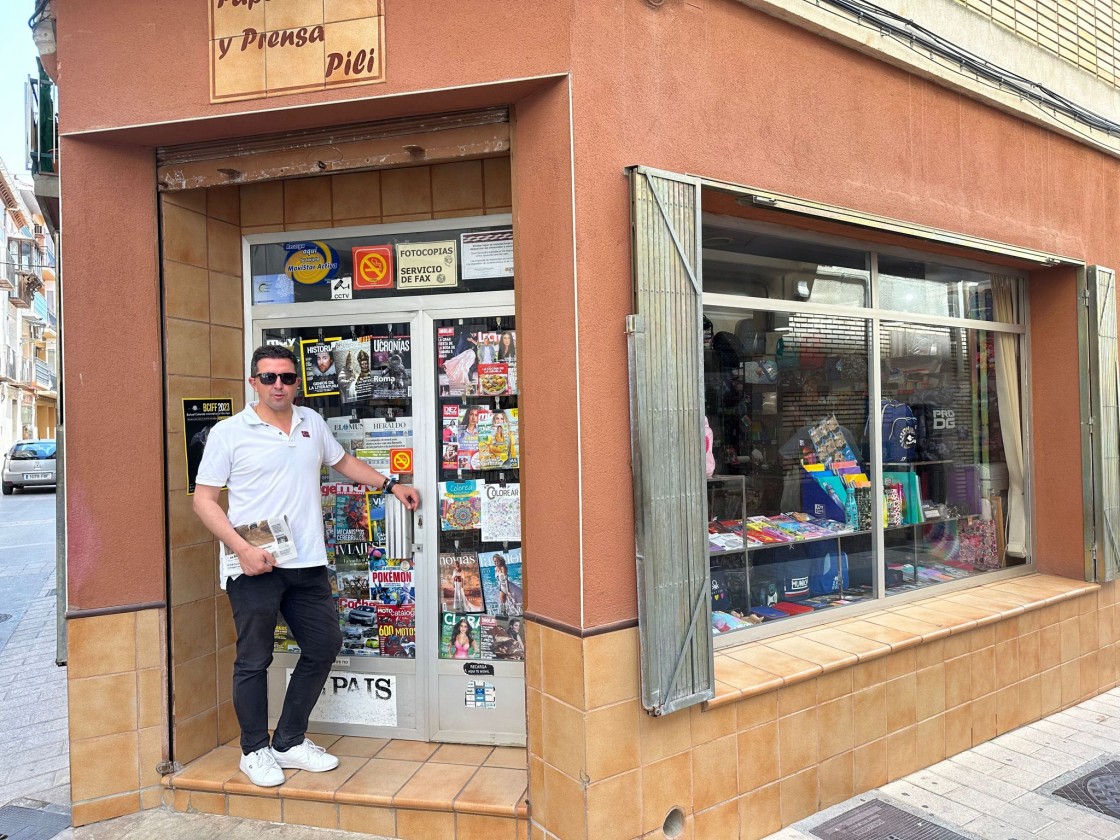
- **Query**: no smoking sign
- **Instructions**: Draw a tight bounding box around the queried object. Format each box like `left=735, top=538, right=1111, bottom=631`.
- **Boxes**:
left=389, top=449, right=413, bottom=474
left=351, top=245, right=394, bottom=290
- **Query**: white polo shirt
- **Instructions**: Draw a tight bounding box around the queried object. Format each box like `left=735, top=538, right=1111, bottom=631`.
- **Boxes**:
left=196, top=404, right=345, bottom=568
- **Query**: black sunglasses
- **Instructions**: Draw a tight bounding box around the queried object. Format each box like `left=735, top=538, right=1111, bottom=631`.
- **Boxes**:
left=255, top=372, right=299, bottom=385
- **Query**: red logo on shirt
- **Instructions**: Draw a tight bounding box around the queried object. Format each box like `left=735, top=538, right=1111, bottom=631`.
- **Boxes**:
left=302, top=431, right=310, bottom=437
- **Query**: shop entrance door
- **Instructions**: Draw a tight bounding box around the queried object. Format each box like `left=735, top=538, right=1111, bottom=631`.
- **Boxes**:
left=254, top=298, right=524, bottom=746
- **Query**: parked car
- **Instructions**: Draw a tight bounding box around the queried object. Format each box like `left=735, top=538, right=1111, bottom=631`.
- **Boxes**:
left=2, top=439, right=56, bottom=495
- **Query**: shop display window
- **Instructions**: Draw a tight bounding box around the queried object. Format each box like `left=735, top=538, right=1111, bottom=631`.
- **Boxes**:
left=702, top=222, right=1027, bottom=638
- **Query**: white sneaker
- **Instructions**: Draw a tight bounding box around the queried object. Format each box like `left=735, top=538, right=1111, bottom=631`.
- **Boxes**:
left=240, top=747, right=284, bottom=787
left=271, top=738, right=340, bottom=772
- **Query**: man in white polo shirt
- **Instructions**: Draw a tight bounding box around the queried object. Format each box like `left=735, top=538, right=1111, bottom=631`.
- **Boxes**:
left=193, top=344, right=419, bottom=788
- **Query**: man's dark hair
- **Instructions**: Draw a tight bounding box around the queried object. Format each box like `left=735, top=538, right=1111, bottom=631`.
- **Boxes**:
left=250, top=344, right=300, bottom=376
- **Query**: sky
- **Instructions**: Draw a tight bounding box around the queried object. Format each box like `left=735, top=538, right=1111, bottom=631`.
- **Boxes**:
left=0, top=4, right=42, bottom=177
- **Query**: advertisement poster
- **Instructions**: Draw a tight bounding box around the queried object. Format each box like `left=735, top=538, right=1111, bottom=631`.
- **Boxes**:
left=252, top=273, right=294, bottom=305
left=352, top=245, right=394, bottom=290
left=355, top=415, right=414, bottom=473
left=284, top=241, right=339, bottom=286
left=182, top=398, right=233, bottom=494
left=396, top=240, right=458, bottom=289
left=461, top=229, right=514, bottom=280
left=300, top=337, right=341, bottom=398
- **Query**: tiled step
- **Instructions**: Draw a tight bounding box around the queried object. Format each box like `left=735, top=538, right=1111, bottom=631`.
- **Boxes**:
left=163, top=735, right=529, bottom=839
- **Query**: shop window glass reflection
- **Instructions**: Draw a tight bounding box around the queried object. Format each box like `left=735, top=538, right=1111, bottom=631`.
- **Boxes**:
left=879, top=316, right=1024, bottom=595
left=705, top=311, right=872, bottom=633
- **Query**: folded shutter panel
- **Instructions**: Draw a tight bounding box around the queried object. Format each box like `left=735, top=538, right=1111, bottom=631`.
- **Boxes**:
left=627, top=166, right=713, bottom=715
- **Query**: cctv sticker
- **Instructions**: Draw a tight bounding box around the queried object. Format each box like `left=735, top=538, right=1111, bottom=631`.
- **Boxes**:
left=331, top=275, right=353, bottom=300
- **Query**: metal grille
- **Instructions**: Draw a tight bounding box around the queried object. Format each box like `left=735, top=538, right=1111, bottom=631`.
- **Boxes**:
left=0, top=805, right=70, bottom=840
left=811, top=799, right=972, bottom=840
left=1052, top=759, right=1120, bottom=817
left=627, top=166, right=713, bottom=716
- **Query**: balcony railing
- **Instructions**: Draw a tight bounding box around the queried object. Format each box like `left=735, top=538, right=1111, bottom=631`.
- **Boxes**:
left=34, top=358, right=56, bottom=391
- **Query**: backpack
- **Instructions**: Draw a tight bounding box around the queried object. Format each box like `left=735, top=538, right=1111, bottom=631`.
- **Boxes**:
left=882, top=399, right=918, bottom=464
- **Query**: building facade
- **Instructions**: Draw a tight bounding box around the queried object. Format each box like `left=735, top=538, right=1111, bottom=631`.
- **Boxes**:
left=0, top=157, right=56, bottom=450
left=40, top=0, right=1120, bottom=837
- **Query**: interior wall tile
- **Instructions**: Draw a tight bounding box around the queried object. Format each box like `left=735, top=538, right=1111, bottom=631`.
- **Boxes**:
left=164, top=261, right=210, bottom=322
left=163, top=204, right=209, bottom=268
left=240, top=181, right=284, bottom=227
left=284, top=177, right=333, bottom=224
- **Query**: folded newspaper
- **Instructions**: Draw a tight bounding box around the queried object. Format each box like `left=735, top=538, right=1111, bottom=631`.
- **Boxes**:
left=219, top=515, right=298, bottom=589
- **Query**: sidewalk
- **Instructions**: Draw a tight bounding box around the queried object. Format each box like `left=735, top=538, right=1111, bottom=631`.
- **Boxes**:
left=766, top=685, right=1120, bottom=840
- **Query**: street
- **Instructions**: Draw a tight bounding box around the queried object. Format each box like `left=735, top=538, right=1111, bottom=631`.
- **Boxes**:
left=0, top=487, right=69, bottom=807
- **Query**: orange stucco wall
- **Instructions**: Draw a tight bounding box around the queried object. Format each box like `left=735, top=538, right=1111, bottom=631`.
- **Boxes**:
left=61, top=139, right=164, bottom=610
left=56, top=0, right=1116, bottom=622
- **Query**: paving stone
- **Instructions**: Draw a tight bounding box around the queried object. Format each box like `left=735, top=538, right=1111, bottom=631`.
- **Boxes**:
left=1010, top=790, right=1120, bottom=840
left=878, top=780, right=985, bottom=826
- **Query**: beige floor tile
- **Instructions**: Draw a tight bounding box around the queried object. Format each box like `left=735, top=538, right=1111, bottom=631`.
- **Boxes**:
left=454, top=766, right=529, bottom=817
left=335, top=758, right=422, bottom=804
left=393, top=761, right=477, bottom=810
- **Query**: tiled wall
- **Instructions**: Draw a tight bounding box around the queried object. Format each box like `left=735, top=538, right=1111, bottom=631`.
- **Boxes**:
left=526, top=581, right=1119, bottom=840
left=163, top=184, right=247, bottom=769
left=958, top=0, right=1120, bottom=86
left=160, top=158, right=513, bottom=766
left=66, top=609, right=167, bottom=826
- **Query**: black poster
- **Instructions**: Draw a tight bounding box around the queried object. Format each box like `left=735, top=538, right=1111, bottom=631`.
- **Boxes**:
left=182, top=398, right=233, bottom=494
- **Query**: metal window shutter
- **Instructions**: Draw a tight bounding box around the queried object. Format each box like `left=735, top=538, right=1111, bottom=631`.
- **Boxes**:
left=1080, top=265, right=1120, bottom=581
left=626, top=166, right=714, bottom=715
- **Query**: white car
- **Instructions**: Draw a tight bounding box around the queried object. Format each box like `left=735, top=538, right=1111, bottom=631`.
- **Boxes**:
left=2, top=440, right=56, bottom=495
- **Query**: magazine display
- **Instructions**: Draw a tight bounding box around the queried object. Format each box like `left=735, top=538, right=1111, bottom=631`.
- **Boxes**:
left=439, top=480, right=482, bottom=530
left=334, top=484, right=372, bottom=543
left=325, top=417, right=365, bottom=481
left=219, top=515, right=297, bottom=588
left=339, top=597, right=380, bottom=657
left=377, top=604, right=416, bottom=657
left=480, top=615, right=526, bottom=661
left=369, top=559, right=415, bottom=606
left=363, top=489, right=386, bottom=546
left=479, top=547, right=523, bottom=616
left=354, top=415, right=413, bottom=474
left=300, top=337, right=340, bottom=398
left=437, top=326, right=478, bottom=396
left=437, top=328, right=517, bottom=396
left=438, top=551, right=484, bottom=612
left=478, top=409, right=519, bottom=469
left=332, top=337, right=374, bottom=404
left=365, top=334, right=412, bottom=399
left=481, top=482, right=521, bottom=542
left=441, top=612, right=482, bottom=660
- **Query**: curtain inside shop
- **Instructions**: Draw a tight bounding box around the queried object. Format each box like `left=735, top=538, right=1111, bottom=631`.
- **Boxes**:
left=992, top=276, right=1027, bottom=558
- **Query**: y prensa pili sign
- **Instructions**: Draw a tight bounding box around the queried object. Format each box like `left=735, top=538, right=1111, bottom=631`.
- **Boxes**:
left=209, top=0, right=386, bottom=103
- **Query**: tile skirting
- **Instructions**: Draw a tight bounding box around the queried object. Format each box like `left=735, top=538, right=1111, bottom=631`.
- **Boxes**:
left=707, top=573, right=1100, bottom=709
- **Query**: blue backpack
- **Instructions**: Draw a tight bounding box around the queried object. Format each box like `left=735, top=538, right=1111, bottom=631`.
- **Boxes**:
left=882, top=399, right=918, bottom=464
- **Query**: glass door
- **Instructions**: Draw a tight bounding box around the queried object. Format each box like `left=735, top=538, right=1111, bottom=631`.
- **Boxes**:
left=425, top=308, right=525, bottom=744
left=258, top=314, right=430, bottom=741
left=252, top=299, right=524, bottom=746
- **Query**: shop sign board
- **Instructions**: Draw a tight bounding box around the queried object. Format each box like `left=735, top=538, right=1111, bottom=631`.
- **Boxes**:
left=284, top=241, right=339, bottom=286
left=291, top=668, right=397, bottom=727
left=396, top=241, right=458, bottom=290
left=461, top=230, right=514, bottom=280
left=209, top=0, right=386, bottom=103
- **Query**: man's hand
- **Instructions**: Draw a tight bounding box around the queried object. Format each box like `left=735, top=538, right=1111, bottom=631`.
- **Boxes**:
left=392, top=483, right=421, bottom=511
left=236, top=544, right=276, bottom=576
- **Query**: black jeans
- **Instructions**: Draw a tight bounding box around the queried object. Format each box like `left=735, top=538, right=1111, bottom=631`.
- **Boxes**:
left=226, top=566, right=342, bottom=754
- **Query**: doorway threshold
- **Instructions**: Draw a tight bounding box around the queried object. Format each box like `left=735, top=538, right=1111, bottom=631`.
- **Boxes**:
left=162, top=734, right=529, bottom=838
